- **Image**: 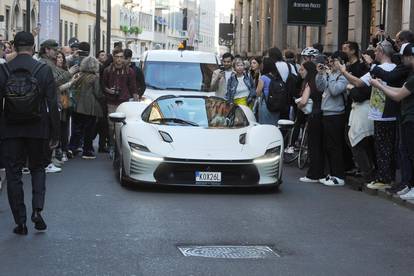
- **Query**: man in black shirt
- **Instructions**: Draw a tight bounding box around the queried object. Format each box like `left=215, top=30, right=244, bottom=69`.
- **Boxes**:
left=341, top=41, right=373, bottom=179
left=124, top=49, right=146, bottom=100
left=0, top=32, right=60, bottom=235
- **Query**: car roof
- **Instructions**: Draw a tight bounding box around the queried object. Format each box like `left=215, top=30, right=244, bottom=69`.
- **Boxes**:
left=142, top=50, right=218, bottom=64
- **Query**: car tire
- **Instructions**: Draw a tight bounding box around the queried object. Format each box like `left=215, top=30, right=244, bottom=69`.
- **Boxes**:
left=118, top=158, right=128, bottom=187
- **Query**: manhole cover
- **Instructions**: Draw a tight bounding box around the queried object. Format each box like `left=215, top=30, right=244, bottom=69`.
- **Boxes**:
left=177, top=245, right=280, bottom=259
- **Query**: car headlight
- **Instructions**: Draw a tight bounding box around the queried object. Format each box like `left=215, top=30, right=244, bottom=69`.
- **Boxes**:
left=129, top=142, right=163, bottom=162
left=253, top=146, right=281, bottom=164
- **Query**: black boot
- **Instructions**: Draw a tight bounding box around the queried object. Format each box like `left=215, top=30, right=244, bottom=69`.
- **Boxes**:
left=31, top=210, right=47, bottom=231
left=13, top=224, right=28, bottom=235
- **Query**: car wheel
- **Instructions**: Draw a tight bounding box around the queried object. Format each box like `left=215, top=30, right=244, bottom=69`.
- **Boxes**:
left=118, top=158, right=128, bottom=187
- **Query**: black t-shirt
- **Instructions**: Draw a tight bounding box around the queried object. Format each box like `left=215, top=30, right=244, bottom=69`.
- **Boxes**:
left=402, top=75, right=414, bottom=123
left=347, top=61, right=368, bottom=78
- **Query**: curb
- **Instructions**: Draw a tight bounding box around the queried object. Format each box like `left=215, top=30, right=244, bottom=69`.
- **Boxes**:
left=345, top=176, right=414, bottom=211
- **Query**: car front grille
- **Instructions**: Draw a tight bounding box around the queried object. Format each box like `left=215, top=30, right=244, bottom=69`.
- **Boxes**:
left=153, top=161, right=260, bottom=186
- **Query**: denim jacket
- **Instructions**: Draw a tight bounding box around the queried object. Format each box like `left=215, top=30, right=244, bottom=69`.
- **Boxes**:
left=225, top=72, right=256, bottom=104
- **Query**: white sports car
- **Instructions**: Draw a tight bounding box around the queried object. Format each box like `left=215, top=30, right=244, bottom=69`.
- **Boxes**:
left=110, top=95, right=284, bottom=189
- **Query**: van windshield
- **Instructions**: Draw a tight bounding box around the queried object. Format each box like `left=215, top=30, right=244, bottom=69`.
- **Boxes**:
left=144, top=61, right=218, bottom=92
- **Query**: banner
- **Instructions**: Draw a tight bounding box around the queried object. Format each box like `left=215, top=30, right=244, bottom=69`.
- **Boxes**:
left=39, top=0, right=60, bottom=45
left=287, top=0, right=327, bottom=26
left=219, top=23, right=234, bottom=46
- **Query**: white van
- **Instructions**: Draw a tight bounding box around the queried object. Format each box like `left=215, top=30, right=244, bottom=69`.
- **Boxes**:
left=140, top=50, right=220, bottom=102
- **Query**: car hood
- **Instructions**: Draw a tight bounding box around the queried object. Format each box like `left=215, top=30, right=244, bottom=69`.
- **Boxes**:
left=127, top=123, right=273, bottom=160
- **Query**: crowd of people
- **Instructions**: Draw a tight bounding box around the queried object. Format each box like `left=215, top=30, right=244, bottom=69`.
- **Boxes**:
left=0, top=31, right=145, bottom=235
left=212, top=29, right=414, bottom=201
left=1, top=28, right=414, bottom=235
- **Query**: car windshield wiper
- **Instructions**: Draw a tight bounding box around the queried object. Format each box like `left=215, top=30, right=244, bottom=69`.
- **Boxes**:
left=149, top=117, right=199, bottom=126
left=146, top=84, right=166, bottom=90
left=164, top=87, right=200, bottom=91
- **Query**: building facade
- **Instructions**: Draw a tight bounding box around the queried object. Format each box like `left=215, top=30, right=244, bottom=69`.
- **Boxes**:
left=234, top=0, right=414, bottom=56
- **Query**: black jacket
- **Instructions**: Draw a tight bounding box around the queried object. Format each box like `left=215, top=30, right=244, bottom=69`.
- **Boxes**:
left=130, top=63, right=146, bottom=97
left=0, top=54, right=60, bottom=140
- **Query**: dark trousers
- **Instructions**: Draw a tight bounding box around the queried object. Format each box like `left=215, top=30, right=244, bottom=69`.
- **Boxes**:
left=60, top=119, right=70, bottom=152
left=352, top=136, right=376, bottom=182
left=69, top=112, right=96, bottom=153
left=306, top=113, right=325, bottom=179
left=93, top=116, right=109, bottom=149
left=397, top=122, right=413, bottom=186
left=402, top=121, right=414, bottom=188
left=291, top=109, right=306, bottom=147
left=323, top=114, right=346, bottom=179
left=374, top=120, right=396, bottom=183
left=2, top=138, right=47, bottom=225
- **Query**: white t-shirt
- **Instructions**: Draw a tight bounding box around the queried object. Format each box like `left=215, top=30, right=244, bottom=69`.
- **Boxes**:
left=235, top=76, right=249, bottom=99
left=360, top=62, right=397, bottom=121
left=0, top=58, right=5, bottom=64
left=225, top=70, right=232, bottom=84
left=275, top=61, right=298, bottom=83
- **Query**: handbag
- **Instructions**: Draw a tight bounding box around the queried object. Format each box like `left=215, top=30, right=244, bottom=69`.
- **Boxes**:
left=295, top=97, right=313, bottom=115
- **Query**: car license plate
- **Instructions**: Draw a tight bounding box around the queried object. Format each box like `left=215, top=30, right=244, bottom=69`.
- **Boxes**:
left=195, top=171, right=221, bottom=183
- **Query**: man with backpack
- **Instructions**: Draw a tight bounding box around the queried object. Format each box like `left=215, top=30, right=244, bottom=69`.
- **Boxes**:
left=0, top=32, right=60, bottom=235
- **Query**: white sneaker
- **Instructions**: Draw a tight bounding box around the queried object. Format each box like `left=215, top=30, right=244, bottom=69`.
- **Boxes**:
left=319, top=176, right=330, bottom=185
left=400, top=189, right=414, bottom=200
left=397, top=186, right=411, bottom=196
left=45, top=163, right=62, bottom=173
left=62, top=153, right=68, bottom=162
left=22, top=167, right=30, bottom=175
left=322, top=176, right=345, bottom=187
left=284, top=146, right=295, bottom=154
left=299, top=176, right=320, bottom=183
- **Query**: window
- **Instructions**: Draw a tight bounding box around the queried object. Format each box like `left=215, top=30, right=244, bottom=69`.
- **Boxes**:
left=70, top=22, right=73, bottom=38
left=64, top=21, right=68, bottom=45
left=88, top=25, right=91, bottom=44
left=59, top=20, right=63, bottom=45
left=144, top=61, right=218, bottom=92
left=23, top=12, right=26, bottom=31
left=75, top=24, right=78, bottom=38
left=5, top=7, right=10, bottom=40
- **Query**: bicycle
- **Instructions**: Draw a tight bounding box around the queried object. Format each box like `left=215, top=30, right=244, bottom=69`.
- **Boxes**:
left=297, top=121, right=309, bottom=169
left=277, top=119, right=298, bottom=164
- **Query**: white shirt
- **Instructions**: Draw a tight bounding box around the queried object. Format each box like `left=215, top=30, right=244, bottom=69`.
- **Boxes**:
left=0, top=58, right=5, bottom=64
left=235, top=76, right=249, bottom=99
left=224, top=70, right=232, bottom=84
left=275, top=61, right=298, bottom=83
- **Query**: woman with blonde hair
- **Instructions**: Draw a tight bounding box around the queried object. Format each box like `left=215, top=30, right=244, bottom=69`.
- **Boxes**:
left=68, top=56, right=104, bottom=160
left=226, top=58, right=256, bottom=107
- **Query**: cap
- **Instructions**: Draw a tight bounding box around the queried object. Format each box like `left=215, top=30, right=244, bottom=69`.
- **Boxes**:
left=78, top=42, right=90, bottom=53
left=41, top=39, right=59, bottom=49
left=400, top=43, right=414, bottom=56
left=14, top=31, right=35, bottom=47
left=68, top=37, right=79, bottom=48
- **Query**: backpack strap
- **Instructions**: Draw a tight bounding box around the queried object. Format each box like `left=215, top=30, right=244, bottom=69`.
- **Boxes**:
left=1, top=63, right=10, bottom=78
left=31, top=62, right=46, bottom=77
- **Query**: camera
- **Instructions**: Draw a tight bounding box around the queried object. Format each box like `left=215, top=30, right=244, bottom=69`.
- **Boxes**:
left=219, top=65, right=225, bottom=71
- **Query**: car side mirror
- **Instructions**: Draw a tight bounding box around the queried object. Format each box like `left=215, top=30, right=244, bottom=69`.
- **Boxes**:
left=109, top=112, right=126, bottom=124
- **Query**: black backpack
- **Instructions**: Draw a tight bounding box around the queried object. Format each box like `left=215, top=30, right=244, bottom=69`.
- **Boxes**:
left=285, top=62, right=302, bottom=102
left=265, top=73, right=288, bottom=112
left=1, top=63, right=45, bottom=124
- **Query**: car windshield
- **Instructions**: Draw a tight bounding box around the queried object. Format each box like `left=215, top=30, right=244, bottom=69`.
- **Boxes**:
left=144, top=61, right=218, bottom=92
left=142, top=97, right=249, bottom=128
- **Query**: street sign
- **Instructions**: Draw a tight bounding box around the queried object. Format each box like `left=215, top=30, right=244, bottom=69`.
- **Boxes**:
left=219, top=23, right=234, bottom=46
left=287, top=0, right=327, bottom=26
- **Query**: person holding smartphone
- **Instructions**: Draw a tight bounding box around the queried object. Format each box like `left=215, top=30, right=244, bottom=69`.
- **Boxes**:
left=316, top=52, right=349, bottom=186
left=210, top=52, right=234, bottom=98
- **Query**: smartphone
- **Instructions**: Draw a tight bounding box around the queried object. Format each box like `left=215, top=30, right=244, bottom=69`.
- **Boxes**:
left=219, top=65, right=225, bottom=71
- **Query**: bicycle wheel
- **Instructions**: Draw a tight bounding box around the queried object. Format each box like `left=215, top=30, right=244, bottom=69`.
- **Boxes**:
left=298, top=124, right=309, bottom=169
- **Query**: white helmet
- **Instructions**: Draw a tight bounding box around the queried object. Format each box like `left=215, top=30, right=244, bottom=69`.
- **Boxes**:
left=301, top=47, right=319, bottom=57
